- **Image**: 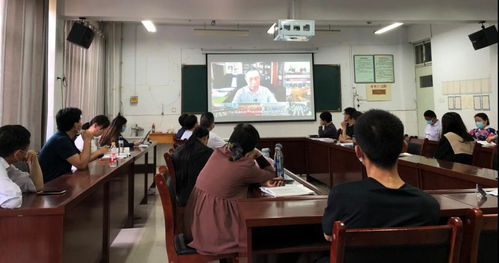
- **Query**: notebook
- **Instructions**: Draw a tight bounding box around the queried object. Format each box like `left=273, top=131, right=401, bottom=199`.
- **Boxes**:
left=260, top=184, right=314, bottom=197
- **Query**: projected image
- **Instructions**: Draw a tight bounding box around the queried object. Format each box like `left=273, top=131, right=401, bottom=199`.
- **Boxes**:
left=208, top=54, right=315, bottom=122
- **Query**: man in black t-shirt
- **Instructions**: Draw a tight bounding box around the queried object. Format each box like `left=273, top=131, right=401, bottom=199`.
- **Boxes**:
left=39, top=108, right=107, bottom=182
left=321, top=110, right=440, bottom=247
left=318, top=112, right=338, bottom=139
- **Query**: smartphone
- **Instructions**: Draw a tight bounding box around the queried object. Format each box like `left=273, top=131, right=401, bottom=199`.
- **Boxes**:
left=37, top=190, right=67, bottom=195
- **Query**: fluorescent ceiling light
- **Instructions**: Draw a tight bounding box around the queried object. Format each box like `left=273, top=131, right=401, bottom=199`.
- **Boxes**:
left=141, top=20, right=156, bottom=32
left=267, top=23, right=276, bottom=35
left=374, top=22, right=403, bottom=34
left=193, top=28, right=249, bottom=37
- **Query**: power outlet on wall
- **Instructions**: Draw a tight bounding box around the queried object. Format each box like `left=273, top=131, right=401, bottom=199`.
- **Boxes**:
left=171, top=107, right=176, bottom=113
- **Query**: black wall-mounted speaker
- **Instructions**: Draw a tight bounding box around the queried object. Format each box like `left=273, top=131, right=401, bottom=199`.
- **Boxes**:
left=468, top=25, right=498, bottom=50
left=66, top=22, right=94, bottom=49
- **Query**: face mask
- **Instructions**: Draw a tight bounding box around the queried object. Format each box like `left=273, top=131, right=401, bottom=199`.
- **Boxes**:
left=358, top=157, right=364, bottom=165
left=121, top=127, right=126, bottom=133
left=476, top=122, right=485, bottom=129
left=426, top=120, right=433, bottom=125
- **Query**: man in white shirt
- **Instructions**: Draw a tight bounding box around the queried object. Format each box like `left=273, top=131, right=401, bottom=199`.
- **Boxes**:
left=200, top=112, right=226, bottom=149
left=424, top=110, right=441, bottom=141
left=0, top=125, right=44, bottom=209
left=231, top=70, right=277, bottom=104
left=180, top=114, right=198, bottom=140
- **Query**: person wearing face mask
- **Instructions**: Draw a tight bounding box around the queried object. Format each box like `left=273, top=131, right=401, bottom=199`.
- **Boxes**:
left=99, top=114, right=141, bottom=148
left=172, top=126, right=213, bottom=206
left=469, top=113, right=497, bottom=142
left=74, top=115, right=111, bottom=160
left=434, top=112, right=475, bottom=164
left=0, top=125, right=44, bottom=209
left=39, top=107, right=94, bottom=183
left=423, top=110, right=441, bottom=141
left=316, top=110, right=439, bottom=263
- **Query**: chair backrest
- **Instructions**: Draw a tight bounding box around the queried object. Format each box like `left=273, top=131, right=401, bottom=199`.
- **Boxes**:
left=154, top=173, right=177, bottom=259
left=421, top=139, right=439, bottom=158
left=407, top=137, right=425, bottom=155
left=330, top=217, right=463, bottom=263
left=461, top=208, right=498, bottom=263
left=472, top=145, right=497, bottom=169
left=164, top=152, right=177, bottom=193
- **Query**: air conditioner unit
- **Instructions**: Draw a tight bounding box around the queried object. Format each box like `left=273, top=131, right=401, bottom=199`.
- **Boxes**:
left=269, top=19, right=315, bottom=41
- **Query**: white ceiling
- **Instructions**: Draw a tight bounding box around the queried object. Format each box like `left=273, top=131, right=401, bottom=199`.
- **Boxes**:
left=61, top=0, right=498, bottom=26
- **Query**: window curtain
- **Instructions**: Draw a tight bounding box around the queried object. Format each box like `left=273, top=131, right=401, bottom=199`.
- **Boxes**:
left=63, top=20, right=105, bottom=123
left=0, top=0, right=47, bottom=150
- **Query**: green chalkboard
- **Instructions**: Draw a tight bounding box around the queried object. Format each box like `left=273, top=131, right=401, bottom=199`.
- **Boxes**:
left=181, top=65, right=207, bottom=113
left=181, top=64, right=341, bottom=113
left=313, top=65, right=342, bottom=112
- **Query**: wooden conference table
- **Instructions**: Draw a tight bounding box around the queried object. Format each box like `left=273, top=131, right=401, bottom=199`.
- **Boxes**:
left=0, top=143, right=157, bottom=263
left=257, top=137, right=498, bottom=189
left=238, top=169, right=498, bottom=263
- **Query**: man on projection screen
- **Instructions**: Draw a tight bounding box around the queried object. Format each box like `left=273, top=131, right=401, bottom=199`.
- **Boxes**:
left=231, top=70, right=277, bottom=104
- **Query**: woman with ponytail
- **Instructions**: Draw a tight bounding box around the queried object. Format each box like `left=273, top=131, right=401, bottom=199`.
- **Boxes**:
left=75, top=115, right=110, bottom=160
left=184, top=123, right=283, bottom=256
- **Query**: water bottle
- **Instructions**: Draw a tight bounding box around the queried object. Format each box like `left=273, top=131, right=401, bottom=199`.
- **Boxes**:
left=118, top=138, right=124, bottom=153
left=262, top=148, right=270, bottom=158
left=274, top=143, right=284, bottom=178
left=110, top=142, right=118, bottom=167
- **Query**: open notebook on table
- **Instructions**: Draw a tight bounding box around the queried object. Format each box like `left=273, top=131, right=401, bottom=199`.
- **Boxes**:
left=260, top=183, right=314, bottom=197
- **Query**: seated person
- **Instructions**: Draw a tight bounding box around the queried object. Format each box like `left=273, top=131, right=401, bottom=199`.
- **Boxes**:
left=172, top=126, right=213, bottom=206
left=340, top=107, right=357, bottom=137
left=99, top=114, right=140, bottom=147
left=184, top=123, right=283, bottom=255
left=75, top=115, right=110, bottom=160
left=470, top=112, right=496, bottom=141
left=39, top=108, right=95, bottom=182
left=200, top=112, right=226, bottom=149
left=179, top=114, right=198, bottom=140
left=339, top=111, right=362, bottom=143
left=175, top=113, right=188, bottom=140
left=318, top=110, right=439, bottom=263
left=434, top=112, right=475, bottom=165
left=0, top=125, right=44, bottom=208
left=318, top=111, right=338, bottom=139
left=423, top=110, right=441, bottom=141
left=231, top=70, right=277, bottom=104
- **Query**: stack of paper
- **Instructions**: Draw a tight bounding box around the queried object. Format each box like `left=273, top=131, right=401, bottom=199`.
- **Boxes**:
left=260, top=184, right=314, bottom=197
left=486, top=189, right=498, bottom=197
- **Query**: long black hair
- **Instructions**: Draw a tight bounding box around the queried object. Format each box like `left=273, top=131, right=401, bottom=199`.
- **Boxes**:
left=441, top=112, right=474, bottom=142
left=175, top=126, right=210, bottom=163
left=99, top=114, right=127, bottom=146
left=227, top=123, right=260, bottom=161
left=82, top=115, right=110, bottom=130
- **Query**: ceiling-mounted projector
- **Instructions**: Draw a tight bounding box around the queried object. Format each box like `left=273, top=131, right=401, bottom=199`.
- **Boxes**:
left=268, top=19, right=315, bottom=41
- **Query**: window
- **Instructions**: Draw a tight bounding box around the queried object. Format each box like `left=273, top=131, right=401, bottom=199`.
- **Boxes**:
left=414, top=41, right=432, bottom=64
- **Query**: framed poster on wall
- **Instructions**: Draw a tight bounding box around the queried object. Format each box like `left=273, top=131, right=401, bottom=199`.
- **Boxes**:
left=374, top=55, right=394, bottom=83
left=354, top=55, right=375, bottom=83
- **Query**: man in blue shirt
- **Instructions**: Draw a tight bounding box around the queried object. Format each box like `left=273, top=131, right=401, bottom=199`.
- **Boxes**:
left=231, top=70, right=277, bottom=104
left=39, top=107, right=105, bottom=182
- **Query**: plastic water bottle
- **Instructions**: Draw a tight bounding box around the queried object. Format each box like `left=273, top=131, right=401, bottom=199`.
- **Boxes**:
left=110, top=142, right=118, bottom=167
left=118, top=138, right=124, bottom=153
left=274, top=143, right=284, bottom=178
left=262, top=148, right=270, bottom=158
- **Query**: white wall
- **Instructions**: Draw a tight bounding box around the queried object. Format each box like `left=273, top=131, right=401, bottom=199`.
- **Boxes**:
left=408, top=24, right=498, bottom=131
left=116, top=23, right=419, bottom=140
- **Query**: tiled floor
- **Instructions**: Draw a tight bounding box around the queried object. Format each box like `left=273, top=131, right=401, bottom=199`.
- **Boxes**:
left=110, top=193, right=168, bottom=263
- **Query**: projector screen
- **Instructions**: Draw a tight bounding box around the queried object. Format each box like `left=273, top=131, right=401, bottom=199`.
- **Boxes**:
left=207, top=53, right=315, bottom=123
